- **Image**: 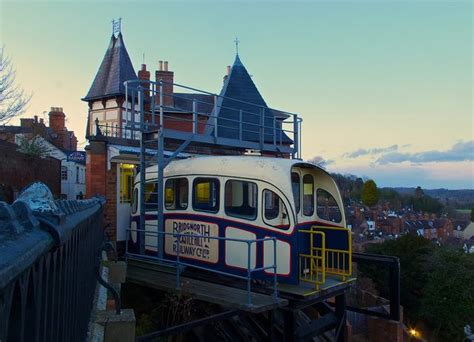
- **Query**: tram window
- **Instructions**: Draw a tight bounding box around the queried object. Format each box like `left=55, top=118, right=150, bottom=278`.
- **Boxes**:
left=317, top=189, right=342, bottom=223
left=263, top=189, right=290, bottom=229
left=225, top=180, right=257, bottom=220
left=132, top=188, right=138, bottom=214
left=144, top=182, right=157, bottom=211
left=193, top=178, right=219, bottom=213
left=291, top=173, right=300, bottom=214
left=303, top=174, right=314, bottom=216
left=165, top=178, right=188, bottom=210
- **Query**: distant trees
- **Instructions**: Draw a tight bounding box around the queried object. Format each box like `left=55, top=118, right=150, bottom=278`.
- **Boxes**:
left=361, top=179, right=379, bottom=206
left=363, top=235, right=474, bottom=341
left=471, top=208, right=474, bottom=222
left=0, top=46, right=31, bottom=124
left=17, top=136, right=52, bottom=158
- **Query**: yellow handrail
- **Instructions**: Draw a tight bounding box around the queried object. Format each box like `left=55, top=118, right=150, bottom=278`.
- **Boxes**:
left=299, top=226, right=352, bottom=289
left=312, top=226, right=352, bottom=281
left=299, top=230, right=325, bottom=289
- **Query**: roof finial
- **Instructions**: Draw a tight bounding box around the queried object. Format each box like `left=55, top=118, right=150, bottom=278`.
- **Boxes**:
left=234, top=37, right=240, bottom=56
left=112, top=17, right=122, bottom=37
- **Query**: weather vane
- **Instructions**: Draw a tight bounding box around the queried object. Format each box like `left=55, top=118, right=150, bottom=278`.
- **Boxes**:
left=112, top=18, right=122, bottom=36
left=234, top=37, right=240, bottom=55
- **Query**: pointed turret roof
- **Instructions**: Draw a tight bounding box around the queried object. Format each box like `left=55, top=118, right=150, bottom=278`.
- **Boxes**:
left=83, top=33, right=137, bottom=101
left=209, top=55, right=292, bottom=144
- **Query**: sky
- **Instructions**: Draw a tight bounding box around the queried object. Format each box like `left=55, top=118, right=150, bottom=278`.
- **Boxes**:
left=0, top=0, right=472, bottom=189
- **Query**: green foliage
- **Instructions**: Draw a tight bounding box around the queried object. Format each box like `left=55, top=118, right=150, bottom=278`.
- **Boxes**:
left=421, top=248, right=474, bottom=341
left=363, top=235, right=435, bottom=320
left=404, top=194, right=444, bottom=215
left=361, top=179, right=379, bottom=207
left=471, top=207, right=474, bottom=222
left=363, top=235, right=474, bottom=340
left=17, top=136, right=52, bottom=158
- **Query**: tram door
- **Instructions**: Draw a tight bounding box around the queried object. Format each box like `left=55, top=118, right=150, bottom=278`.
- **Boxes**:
left=117, top=163, right=135, bottom=241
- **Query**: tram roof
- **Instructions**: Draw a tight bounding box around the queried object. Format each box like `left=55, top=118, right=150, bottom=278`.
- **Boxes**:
left=144, top=156, right=332, bottom=197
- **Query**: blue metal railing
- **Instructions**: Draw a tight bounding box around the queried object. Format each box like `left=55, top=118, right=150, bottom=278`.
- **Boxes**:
left=126, top=228, right=278, bottom=305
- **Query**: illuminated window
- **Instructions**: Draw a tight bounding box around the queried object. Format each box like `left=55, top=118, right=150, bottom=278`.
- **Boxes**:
left=165, top=178, right=188, bottom=210
left=263, top=189, right=289, bottom=230
left=119, top=164, right=135, bottom=203
left=291, top=172, right=300, bottom=214
left=225, top=180, right=257, bottom=220
left=317, top=189, right=342, bottom=223
left=193, top=178, right=219, bottom=213
left=303, top=174, right=314, bottom=216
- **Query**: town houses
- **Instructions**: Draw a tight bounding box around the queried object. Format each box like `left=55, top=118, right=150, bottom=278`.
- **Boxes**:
left=0, top=108, right=86, bottom=201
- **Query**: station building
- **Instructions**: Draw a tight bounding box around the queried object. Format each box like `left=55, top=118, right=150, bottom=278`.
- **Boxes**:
left=84, top=29, right=294, bottom=244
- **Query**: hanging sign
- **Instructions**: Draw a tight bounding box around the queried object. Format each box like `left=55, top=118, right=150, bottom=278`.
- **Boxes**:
left=67, top=151, right=86, bottom=164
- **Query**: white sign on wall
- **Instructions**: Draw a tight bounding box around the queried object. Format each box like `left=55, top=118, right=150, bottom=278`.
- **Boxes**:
left=165, top=219, right=219, bottom=263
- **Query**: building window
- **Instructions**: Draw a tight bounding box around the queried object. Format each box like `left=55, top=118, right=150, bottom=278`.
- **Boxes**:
left=291, top=172, right=300, bottom=214
left=303, top=174, right=314, bottom=216
left=225, top=180, right=257, bottom=220
left=263, top=189, right=289, bottom=230
left=119, top=164, right=135, bottom=203
left=165, top=178, right=189, bottom=210
left=61, top=166, right=68, bottom=180
left=317, top=189, right=342, bottom=223
left=193, top=178, right=219, bottom=213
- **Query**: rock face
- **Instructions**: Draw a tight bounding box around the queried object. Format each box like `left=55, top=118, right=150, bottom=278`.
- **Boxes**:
left=15, top=182, right=59, bottom=213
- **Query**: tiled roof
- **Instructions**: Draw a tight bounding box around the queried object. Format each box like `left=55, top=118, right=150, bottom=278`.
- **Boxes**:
left=83, top=33, right=137, bottom=101
left=208, top=55, right=292, bottom=143
left=173, top=93, right=215, bottom=114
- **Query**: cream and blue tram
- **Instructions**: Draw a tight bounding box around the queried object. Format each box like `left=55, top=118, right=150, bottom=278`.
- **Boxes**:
left=128, top=156, right=350, bottom=286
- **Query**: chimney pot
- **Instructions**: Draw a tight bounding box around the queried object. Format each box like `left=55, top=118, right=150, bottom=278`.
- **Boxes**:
left=159, top=60, right=163, bottom=71
left=164, top=61, right=168, bottom=71
left=141, top=64, right=147, bottom=71
left=226, top=65, right=231, bottom=75
left=34, top=115, right=38, bottom=123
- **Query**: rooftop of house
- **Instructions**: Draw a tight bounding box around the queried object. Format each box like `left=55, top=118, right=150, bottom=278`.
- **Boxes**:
left=83, top=33, right=137, bottom=102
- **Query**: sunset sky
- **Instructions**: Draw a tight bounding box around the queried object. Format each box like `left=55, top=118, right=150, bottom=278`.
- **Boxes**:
left=1, top=0, right=472, bottom=189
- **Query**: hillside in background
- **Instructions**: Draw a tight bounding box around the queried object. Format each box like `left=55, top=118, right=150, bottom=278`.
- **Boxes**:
left=392, top=188, right=474, bottom=208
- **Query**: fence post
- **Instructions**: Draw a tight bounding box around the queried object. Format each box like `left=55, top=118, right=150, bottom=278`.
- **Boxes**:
left=247, top=241, right=251, bottom=305
left=292, top=114, right=299, bottom=159
left=192, top=99, right=197, bottom=134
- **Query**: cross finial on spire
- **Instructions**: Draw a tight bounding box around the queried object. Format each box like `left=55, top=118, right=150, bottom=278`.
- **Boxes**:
left=234, top=37, right=240, bottom=55
left=112, top=18, right=122, bottom=36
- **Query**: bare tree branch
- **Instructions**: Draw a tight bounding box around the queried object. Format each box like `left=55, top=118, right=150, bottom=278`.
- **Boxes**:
left=0, top=46, right=32, bottom=124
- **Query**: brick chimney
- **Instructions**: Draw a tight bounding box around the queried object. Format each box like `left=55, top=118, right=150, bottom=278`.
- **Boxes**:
left=49, top=107, right=65, bottom=134
left=138, top=64, right=150, bottom=98
left=155, top=60, right=174, bottom=107
left=20, top=118, right=35, bottom=128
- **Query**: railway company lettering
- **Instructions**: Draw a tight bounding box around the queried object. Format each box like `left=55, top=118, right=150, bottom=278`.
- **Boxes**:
left=165, top=219, right=219, bottom=263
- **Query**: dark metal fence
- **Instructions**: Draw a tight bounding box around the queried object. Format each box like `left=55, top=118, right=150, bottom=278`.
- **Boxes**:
left=0, top=196, right=105, bottom=342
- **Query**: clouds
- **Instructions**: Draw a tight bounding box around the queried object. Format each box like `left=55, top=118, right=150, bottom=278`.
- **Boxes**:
left=307, top=156, right=334, bottom=169
left=344, top=145, right=399, bottom=158
left=376, top=140, right=474, bottom=165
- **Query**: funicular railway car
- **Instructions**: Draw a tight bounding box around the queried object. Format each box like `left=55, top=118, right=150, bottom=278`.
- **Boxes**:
left=128, top=155, right=351, bottom=289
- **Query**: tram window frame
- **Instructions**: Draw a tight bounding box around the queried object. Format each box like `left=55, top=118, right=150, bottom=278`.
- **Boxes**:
left=165, top=178, right=189, bottom=210
left=192, top=177, right=220, bottom=213
left=303, top=174, right=314, bottom=216
left=316, top=188, right=342, bottom=223
left=291, top=172, right=301, bottom=214
left=263, top=189, right=290, bottom=230
left=144, top=182, right=158, bottom=212
left=224, top=179, right=258, bottom=221
left=132, top=187, right=138, bottom=214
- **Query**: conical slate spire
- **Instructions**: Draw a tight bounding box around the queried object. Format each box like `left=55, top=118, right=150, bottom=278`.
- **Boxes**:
left=83, top=33, right=137, bottom=101
left=210, top=54, right=292, bottom=144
